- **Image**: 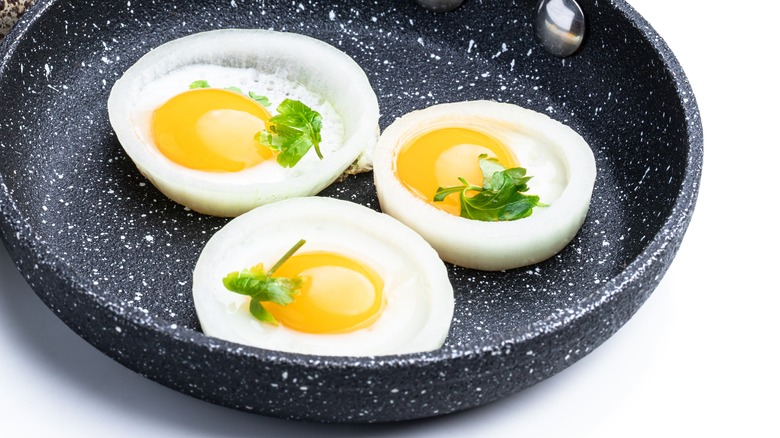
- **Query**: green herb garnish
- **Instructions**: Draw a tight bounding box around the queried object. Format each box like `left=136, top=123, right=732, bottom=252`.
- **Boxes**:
left=224, top=85, right=244, bottom=94
left=255, top=98, right=324, bottom=168
left=187, top=80, right=272, bottom=107
left=186, top=80, right=323, bottom=168
left=248, top=91, right=272, bottom=107
left=189, top=80, right=211, bottom=89
left=434, top=154, right=546, bottom=221
left=222, top=239, right=306, bottom=325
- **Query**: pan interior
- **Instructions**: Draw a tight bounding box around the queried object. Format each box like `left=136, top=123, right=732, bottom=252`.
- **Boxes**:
left=0, top=0, right=688, bottom=353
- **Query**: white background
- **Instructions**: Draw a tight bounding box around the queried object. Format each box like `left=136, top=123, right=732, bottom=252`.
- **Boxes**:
left=2, top=0, right=778, bottom=436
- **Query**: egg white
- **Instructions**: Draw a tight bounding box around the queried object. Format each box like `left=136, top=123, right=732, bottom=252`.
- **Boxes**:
left=373, top=100, right=597, bottom=271
left=192, top=197, right=454, bottom=357
left=108, top=29, right=380, bottom=217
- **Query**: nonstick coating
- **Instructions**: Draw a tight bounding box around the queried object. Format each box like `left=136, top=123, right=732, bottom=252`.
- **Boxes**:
left=0, top=0, right=701, bottom=422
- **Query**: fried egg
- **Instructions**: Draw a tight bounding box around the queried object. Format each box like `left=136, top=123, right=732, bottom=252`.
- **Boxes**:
left=192, top=197, right=454, bottom=356
left=108, top=29, right=379, bottom=217
left=373, top=101, right=597, bottom=271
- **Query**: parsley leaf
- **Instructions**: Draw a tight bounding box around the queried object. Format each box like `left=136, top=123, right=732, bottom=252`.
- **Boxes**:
left=189, top=80, right=211, bottom=89
left=248, top=91, right=272, bottom=107
left=221, top=239, right=306, bottom=325
left=256, top=98, right=324, bottom=168
left=434, top=154, right=546, bottom=221
left=187, top=80, right=272, bottom=107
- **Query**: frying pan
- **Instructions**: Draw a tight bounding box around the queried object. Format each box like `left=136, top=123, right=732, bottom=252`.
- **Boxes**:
left=0, top=0, right=702, bottom=422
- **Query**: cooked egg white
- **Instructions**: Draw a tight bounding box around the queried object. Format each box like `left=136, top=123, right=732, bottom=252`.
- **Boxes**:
left=192, top=197, right=454, bottom=357
left=108, top=29, right=379, bottom=217
left=373, top=100, right=597, bottom=271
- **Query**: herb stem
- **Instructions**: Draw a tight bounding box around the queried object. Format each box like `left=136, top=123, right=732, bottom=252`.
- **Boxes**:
left=267, top=239, right=306, bottom=275
left=312, top=140, right=324, bottom=159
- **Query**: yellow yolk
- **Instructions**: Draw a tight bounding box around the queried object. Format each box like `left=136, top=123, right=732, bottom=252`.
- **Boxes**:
left=395, top=127, right=518, bottom=215
left=264, top=251, right=385, bottom=334
left=151, top=88, right=273, bottom=172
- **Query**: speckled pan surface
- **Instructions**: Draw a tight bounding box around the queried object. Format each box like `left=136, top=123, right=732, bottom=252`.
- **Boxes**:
left=0, top=0, right=701, bottom=423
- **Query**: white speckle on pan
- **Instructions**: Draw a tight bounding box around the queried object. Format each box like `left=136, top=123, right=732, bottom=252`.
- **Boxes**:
left=115, top=326, right=122, bottom=333
left=282, top=371, right=288, bottom=380
left=634, top=166, right=651, bottom=190
left=44, top=64, right=51, bottom=79
left=145, top=235, right=154, bottom=242
left=328, top=10, right=336, bottom=20
left=417, top=37, right=424, bottom=46
left=467, top=39, right=475, bottom=53
left=491, top=43, right=509, bottom=59
left=230, top=0, right=237, bottom=7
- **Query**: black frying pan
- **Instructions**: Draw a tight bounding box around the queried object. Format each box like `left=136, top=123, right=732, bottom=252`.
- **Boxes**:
left=0, top=0, right=701, bottom=422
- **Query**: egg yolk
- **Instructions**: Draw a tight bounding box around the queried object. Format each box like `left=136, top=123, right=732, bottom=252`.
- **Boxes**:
left=151, top=88, right=273, bottom=172
left=264, top=251, right=385, bottom=334
left=395, top=127, right=518, bottom=215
